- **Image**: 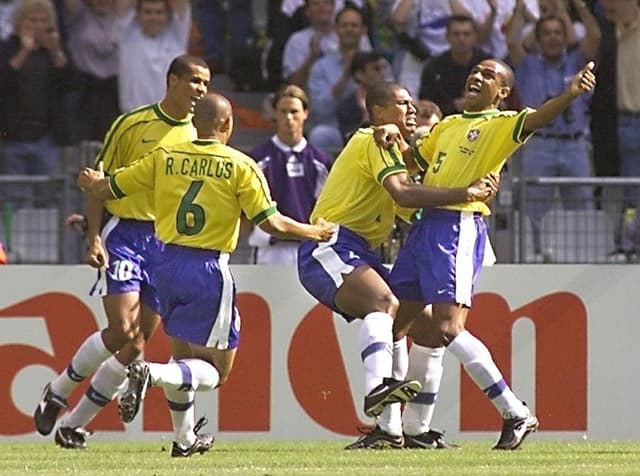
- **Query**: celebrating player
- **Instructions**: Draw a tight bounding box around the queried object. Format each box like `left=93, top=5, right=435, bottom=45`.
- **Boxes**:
left=381, top=59, right=596, bottom=450
left=297, top=80, right=498, bottom=449
left=34, top=55, right=210, bottom=449
left=77, top=92, right=335, bottom=457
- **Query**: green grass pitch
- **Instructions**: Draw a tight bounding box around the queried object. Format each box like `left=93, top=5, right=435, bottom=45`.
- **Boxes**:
left=2, top=440, right=640, bottom=475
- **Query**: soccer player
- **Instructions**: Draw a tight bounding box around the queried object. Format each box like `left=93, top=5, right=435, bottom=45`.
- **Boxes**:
left=33, top=54, right=211, bottom=449
left=248, top=84, right=333, bottom=265
left=384, top=58, right=596, bottom=450
left=296, top=80, right=498, bottom=449
left=77, top=92, right=335, bottom=457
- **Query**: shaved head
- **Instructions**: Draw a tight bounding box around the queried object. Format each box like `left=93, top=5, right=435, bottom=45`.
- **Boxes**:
left=193, top=93, right=234, bottom=142
left=194, top=93, right=231, bottom=124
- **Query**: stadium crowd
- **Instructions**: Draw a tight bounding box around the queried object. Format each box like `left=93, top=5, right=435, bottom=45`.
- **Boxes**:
left=0, top=0, right=638, bottom=265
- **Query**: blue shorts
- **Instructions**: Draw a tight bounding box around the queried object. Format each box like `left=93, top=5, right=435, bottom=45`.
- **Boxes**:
left=90, top=217, right=160, bottom=313
left=152, top=243, right=240, bottom=350
left=297, top=226, right=389, bottom=322
left=389, top=209, right=486, bottom=307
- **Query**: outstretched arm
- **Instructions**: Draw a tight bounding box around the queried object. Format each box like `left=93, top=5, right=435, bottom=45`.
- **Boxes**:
left=521, top=61, right=596, bottom=136
left=258, top=215, right=335, bottom=242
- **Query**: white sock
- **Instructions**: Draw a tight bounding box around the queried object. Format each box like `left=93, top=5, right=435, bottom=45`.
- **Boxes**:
left=358, top=312, right=393, bottom=394
left=149, top=358, right=220, bottom=392
left=61, top=356, right=127, bottom=429
left=378, top=337, right=408, bottom=436
left=51, top=331, right=113, bottom=398
left=392, top=337, right=408, bottom=379
left=448, top=330, right=527, bottom=418
left=165, top=387, right=196, bottom=448
left=402, top=344, right=445, bottom=435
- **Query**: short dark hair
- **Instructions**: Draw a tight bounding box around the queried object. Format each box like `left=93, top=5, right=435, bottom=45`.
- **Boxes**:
left=137, top=0, right=170, bottom=11
left=534, top=15, right=567, bottom=41
left=166, top=54, right=209, bottom=85
left=365, top=81, right=404, bottom=118
left=304, top=0, right=335, bottom=7
left=493, top=58, right=514, bottom=88
left=350, top=51, right=384, bottom=76
left=335, top=4, right=364, bottom=24
left=416, top=100, right=442, bottom=120
left=446, top=14, right=476, bottom=33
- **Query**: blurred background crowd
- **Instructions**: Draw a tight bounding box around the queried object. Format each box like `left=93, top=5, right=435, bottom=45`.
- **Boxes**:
left=0, top=0, right=638, bottom=265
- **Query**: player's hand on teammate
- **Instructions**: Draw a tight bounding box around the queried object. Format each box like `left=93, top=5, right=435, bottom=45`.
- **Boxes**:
left=466, top=172, right=500, bottom=202
left=373, top=124, right=410, bottom=152
left=312, top=218, right=336, bottom=242
left=77, top=163, right=105, bottom=193
left=569, top=61, right=596, bottom=98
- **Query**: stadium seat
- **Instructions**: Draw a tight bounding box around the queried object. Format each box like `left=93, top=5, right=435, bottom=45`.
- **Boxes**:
left=9, top=208, right=60, bottom=264
left=511, top=211, right=537, bottom=263
left=540, top=209, right=616, bottom=263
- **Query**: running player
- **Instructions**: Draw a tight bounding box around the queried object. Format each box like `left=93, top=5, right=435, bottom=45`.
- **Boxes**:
left=34, top=54, right=211, bottom=449
left=77, top=92, right=335, bottom=457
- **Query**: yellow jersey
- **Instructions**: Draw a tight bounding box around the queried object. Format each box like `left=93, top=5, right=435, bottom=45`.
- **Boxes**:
left=416, top=108, right=533, bottom=215
left=109, top=139, right=277, bottom=252
left=96, top=103, right=195, bottom=220
left=310, top=128, right=407, bottom=248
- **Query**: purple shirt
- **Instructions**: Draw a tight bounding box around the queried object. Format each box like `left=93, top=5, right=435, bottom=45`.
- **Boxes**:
left=250, top=135, right=332, bottom=223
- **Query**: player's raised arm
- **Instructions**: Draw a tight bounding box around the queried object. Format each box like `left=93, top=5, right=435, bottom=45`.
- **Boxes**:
left=522, top=62, right=596, bottom=135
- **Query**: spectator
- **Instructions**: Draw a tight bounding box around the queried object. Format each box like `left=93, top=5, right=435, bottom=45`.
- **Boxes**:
left=507, top=0, right=601, bottom=257
left=192, top=0, right=262, bottom=91
left=391, top=0, right=473, bottom=97
left=467, top=0, right=519, bottom=60
left=266, top=0, right=372, bottom=88
left=336, top=50, right=390, bottom=140
left=115, top=0, right=191, bottom=112
left=521, top=0, right=587, bottom=52
left=282, top=0, right=371, bottom=87
left=0, top=0, right=72, bottom=205
left=307, top=4, right=370, bottom=153
left=410, top=99, right=442, bottom=144
left=248, top=84, right=333, bottom=265
left=599, top=0, right=640, bottom=254
left=589, top=0, right=618, bottom=182
left=64, top=0, right=120, bottom=142
left=418, top=14, right=490, bottom=116
left=0, top=0, right=19, bottom=40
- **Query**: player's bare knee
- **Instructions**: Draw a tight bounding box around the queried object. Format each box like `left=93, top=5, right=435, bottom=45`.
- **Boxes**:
left=440, top=323, right=466, bottom=346
left=128, top=333, right=146, bottom=354
left=105, top=321, right=139, bottom=348
left=375, top=292, right=399, bottom=317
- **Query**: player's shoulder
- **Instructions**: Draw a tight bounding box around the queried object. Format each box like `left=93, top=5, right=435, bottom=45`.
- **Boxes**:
left=105, top=104, right=156, bottom=137
left=458, top=109, right=521, bottom=122
left=344, top=127, right=374, bottom=145
left=118, top=103, right=157, bottom=124
left=220, top=143, right=258, bottom=167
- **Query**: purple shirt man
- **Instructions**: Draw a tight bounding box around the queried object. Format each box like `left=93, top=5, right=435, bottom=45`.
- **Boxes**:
left=248, top=85, right=333, bottom=264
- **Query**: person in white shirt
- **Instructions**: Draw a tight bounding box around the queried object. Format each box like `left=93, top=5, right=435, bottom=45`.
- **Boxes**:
left=115, top=0, right=191, bottom=112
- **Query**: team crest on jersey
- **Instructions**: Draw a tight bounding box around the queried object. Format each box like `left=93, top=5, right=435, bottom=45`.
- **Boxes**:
left=467, top=128, right=480, bottom=142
